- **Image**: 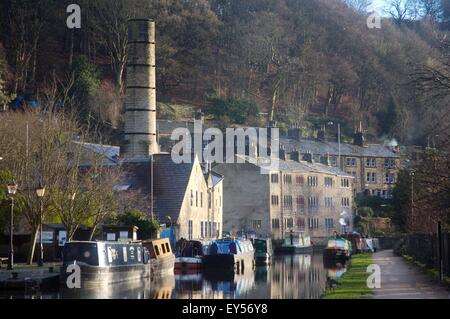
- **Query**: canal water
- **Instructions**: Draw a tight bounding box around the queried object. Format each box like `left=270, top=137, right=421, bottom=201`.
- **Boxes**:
left=1, top=252, right=348, bottom=299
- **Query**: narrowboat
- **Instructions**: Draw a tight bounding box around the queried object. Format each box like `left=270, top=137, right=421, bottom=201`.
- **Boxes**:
left=203, top=239, right=254, bottom=273
left=174, top=240, right=211, bottom=273
left=323, top=235, right=352, bottom=260
left=275, top=231, right=313, bottom=254
left=342, top=232, right=363, bottom=254
left=142, top=238, right=176, bottom=278
left=60, top=241, right=150, bottom=288
left=253, top=238, right=273, bottom=265
left=60, top=238, right=175, bottom=287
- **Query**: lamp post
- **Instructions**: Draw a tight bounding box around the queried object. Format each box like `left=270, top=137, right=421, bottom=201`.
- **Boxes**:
left=36, top=181, right=46, bottom=267
left=7, top=180, right=18, bottom=270
left=410, top=170, right=415, bottom=231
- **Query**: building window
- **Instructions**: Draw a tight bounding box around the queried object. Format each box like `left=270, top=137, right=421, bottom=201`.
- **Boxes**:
left=196, top=191, right=198, bottom=207
left=272, top=218, right=280, bottom=229
left=308, top=218, right=319, bottom=229
left=325, top=218, right=335, bottom=230
left=190, top=190, right=194, bottom=206
left=208, top=193, right=212, bottom=209
left=346, top=157, right=357, bottom=167
left=271, top=174, right=279, bottom=183
left=271, top=195, right=279, bottom=206
left=331, top=156, right=337, bottom=167
left=201, top=221, right=204, bottom=237
left=324, top=197, right=333, bottom=207
left=283, top=174, right=292, bottom=184
left=385, top=173, right=396, bottom=184
left=200, top=192, right=203, bottom=208
left=252, top=220, right=262, bottom=230
left=366, top=172, right=376, bottom=183
left=366, top=158, right=377, bottom=167
left=285, top=218, right=294, bottom=229
left=296, top=175, right=304, bottom=185
left=188, top=220, right=193, bottom=240
left=296, top=196, right=305, bottom=209
left=341, top=197, right=350, bottom=207
left=341, top=178, right=350, bottom=188
left=284, top=195, right=293, bottom=207
left=297, top=218, right=305, bottom=229
left=307, top=176, right=318, bottom=187
left=384, top=158, right=396, bottom=169
left=308, top=197, right=318, bottom=208
left=324, top=177, right=333, bottom=188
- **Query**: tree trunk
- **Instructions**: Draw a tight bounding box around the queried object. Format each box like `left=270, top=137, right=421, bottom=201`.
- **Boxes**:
left=89, top=224, right=98, bottom=241
left=27, top=227, right=38, bottom=265
left=69, top=29, right=74, bottom=68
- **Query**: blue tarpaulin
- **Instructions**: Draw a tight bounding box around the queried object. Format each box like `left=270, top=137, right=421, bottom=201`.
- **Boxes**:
left=160, top=226, right=175, bottom=249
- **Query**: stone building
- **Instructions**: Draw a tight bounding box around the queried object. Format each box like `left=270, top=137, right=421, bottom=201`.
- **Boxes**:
left=280, top=126, right=400, bottom=199
left=214, top=155, right=354, bottom=243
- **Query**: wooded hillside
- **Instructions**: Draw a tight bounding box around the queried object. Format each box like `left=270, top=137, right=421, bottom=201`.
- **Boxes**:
left=0, top=0, right=449, bottom=145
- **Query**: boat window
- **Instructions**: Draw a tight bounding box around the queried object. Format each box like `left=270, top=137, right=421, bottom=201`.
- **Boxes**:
left=123, top=247, right=128, bottom=262
left=161, top=243, right=166, bottom=254
left=154, top=245, right=160, bottom=256
left=107, top=247, right=113, bottom=263
left=62, top=243, right=99, bottom=266
left=137, top=247, right=142, bottom=262
left=165, top=243, right=171, bottom=253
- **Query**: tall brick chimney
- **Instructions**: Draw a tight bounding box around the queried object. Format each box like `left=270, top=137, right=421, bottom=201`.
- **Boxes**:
left=122, top=19, right=159, bottom=160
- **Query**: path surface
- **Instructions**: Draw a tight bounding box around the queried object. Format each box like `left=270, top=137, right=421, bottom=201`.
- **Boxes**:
left=373, top=250, right=450, bottom=299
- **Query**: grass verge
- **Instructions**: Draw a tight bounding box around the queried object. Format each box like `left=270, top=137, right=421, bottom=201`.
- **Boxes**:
left=321, top=253, right=374, bottom=299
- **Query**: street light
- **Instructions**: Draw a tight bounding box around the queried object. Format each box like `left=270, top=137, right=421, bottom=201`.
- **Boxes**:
left=35, top=181, right=46, bottom=267
left=410, top=170, right=415, bottom=231
left=7, top=180, right=18, bottom=270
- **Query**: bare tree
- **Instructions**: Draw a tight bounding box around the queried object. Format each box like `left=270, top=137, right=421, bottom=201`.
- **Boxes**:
left=345, top=0, right=373, bottom=13
left=384, top=0, right=418, bottom=24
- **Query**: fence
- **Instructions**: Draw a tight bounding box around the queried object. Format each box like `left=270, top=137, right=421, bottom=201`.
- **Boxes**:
left=393, top=229, right=450, bottom=278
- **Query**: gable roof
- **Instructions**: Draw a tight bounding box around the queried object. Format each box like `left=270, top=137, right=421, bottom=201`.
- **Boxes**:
left=122, top=154, right=195, bottom=222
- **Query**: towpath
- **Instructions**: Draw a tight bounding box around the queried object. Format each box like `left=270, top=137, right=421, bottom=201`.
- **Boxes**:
left=373, top=250, right=450, bottom=299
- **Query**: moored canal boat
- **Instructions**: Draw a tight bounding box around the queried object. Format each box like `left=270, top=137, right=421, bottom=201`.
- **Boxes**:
left=203, top=239, right=254, bottom=273
left=174, top=240, right=211, bottom=273
left=253, top=238, right=273, bottom=265
left=323, top=235, right=352, bottom=260
left=275, top=231, right=313, bottom=254
left=60, top=241, right=150, bottom=288
left=142, top=238, right=176, bottom=278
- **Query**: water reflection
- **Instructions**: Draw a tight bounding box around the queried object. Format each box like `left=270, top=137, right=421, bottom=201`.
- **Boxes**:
left=1, top=251, right=349, bottom=299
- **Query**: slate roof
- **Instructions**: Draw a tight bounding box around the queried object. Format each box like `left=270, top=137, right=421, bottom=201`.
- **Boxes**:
left=74, top=141, right=120, bottom=166
left=237, top=155, right=353, bottom=178
left=280, top=137, right=399, bottom=158
left=122, top=154, right=194, bottom=223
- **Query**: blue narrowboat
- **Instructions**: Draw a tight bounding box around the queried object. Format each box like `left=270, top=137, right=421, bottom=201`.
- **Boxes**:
left=203, top=239, right=254, bottom=273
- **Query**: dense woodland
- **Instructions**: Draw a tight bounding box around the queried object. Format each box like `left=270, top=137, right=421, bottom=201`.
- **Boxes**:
left=0, top=0, right=449, bottom=146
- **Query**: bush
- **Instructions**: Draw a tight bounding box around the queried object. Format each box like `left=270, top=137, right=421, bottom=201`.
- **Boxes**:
left=205, top=95, right=260, bottom=125
left=115, top=210, right=160, bottom=240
